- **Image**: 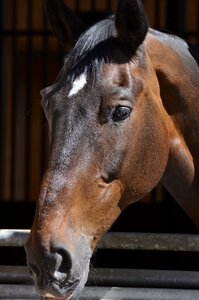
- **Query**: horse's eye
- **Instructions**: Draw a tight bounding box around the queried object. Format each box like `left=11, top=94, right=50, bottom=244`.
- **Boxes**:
left=112, top=106, right=131, bottom=122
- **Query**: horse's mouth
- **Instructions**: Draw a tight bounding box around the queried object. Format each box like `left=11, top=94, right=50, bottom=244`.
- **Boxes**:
left=36, top=278, right=81, bottom=299
left=33, top=266, right=89, bottom=299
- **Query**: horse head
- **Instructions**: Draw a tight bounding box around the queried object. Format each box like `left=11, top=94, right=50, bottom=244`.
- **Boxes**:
left=25, top=0, right=170, bottom=298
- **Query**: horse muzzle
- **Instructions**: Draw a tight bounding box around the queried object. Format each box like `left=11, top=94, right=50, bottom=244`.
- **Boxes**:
left=25, top=233, right=92, bottom=299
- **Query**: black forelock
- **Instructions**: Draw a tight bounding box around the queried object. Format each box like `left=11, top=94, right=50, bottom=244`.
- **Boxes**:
left=48, top=14, right=132, bottom=96
left=64, top=15, right=118, bottom=80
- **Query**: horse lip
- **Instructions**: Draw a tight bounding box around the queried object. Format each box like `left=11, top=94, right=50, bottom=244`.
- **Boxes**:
left=51, top=267, right=89, bottom=298
left=52, top=279, right=79, bottom=293
left=54, top=276, right=80, bottom=289
left=36, top=279, right=79, bottom=299
left=34, top=272, right=82, bottom=299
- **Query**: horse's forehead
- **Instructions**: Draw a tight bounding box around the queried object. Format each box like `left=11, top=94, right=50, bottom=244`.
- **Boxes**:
left=103, top=63, right=130, bottom=82
left=65, top=64, right=130, bottom=99
left=102, top=62, right=143, bottom=94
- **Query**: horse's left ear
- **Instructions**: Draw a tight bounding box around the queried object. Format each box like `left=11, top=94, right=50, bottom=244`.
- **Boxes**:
left=115, top=0, right=148, bottom=52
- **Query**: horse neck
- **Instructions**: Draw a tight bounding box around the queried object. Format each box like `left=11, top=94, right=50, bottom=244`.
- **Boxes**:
left=146, top=29, right=199, bottom=105
left=146, top=30, right=199, bottom=225
left=146, top=29, right=199, bottom=163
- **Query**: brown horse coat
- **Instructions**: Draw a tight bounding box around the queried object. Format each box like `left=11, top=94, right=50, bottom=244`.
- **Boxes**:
left=25, top=1, right=199, bottom=299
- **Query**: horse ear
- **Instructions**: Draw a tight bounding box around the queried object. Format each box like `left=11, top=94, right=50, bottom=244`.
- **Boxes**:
left=44, top=0, right=87, bottom=50
left=115, top=0, right=148, bottom=52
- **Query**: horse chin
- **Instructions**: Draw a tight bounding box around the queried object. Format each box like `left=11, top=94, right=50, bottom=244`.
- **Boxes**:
left=35, top=262, right=90, bottom=299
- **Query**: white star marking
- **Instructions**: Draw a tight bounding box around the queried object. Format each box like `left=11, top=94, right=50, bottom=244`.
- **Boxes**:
left=68, top=72, right=87, bottom=97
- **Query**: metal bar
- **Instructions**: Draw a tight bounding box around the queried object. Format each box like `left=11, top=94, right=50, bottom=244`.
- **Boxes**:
left=88, top=268, right=199, bottom=289
left=1, top=266, right=199, bottom=290
left=0, top=0, right=5, bottom=199
left=98, top=232, right=199, bottom=252
left=1, top=230, right=199, bottom=252
left=0, top=230, right=30, bottom=247
left=105, top=0, right=112, bottom=12
left=197, top=0, right=199, bottom=44
left=74, top=0, right=81, bottom=12
left=91, top=0, right=96, bottom=10
left=166, top=0, right=186, bottom=34
left=25, top=0, right=33, bottom=201
left=0, top=284, right=39, bottom=299
left=0, top=285, right=199, bottom=300
left=41, top=5, right=49, bottom=176
left=0, top=266, right=31, bottom=284
left=10, top=0, right=18, bottom=201
left=154, top=0, right=161, bottom=28
left=81, top=287, right=199, bottom=300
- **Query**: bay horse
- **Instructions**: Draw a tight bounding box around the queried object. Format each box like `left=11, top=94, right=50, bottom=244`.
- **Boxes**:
left=25, top=0, right=199, bottom=299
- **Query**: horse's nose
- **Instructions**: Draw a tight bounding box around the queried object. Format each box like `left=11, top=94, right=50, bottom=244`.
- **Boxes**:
left=49, top=245, right=72, bottom=282
left=27, top=261, right=40, bottom=278
left=27, top=244, right=73, bottom=283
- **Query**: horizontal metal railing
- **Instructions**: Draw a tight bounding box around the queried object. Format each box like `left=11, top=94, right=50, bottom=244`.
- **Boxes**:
left=1, top=229, right=199, bottom=252
left=1, top=230, right=199, bottom=299
left=1, top=266, right=199, bottom=290
left=1, top=285, right=199, bottom=300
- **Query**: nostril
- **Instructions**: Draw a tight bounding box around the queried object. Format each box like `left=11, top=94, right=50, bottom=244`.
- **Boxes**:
left=50, top=246, right=72, bottom=283
left=27, top=261, right=40, bottom=278
left=56, top=248, right=72, bottom=274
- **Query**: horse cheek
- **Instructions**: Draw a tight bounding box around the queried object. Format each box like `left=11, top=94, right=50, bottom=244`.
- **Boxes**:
left=120, top=101, right=169, bottom=202
left=84, top=180, right=124, bottom=248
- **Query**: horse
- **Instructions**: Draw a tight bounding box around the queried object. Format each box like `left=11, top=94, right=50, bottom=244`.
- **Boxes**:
left=25, top=0, right=199, bottom=299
